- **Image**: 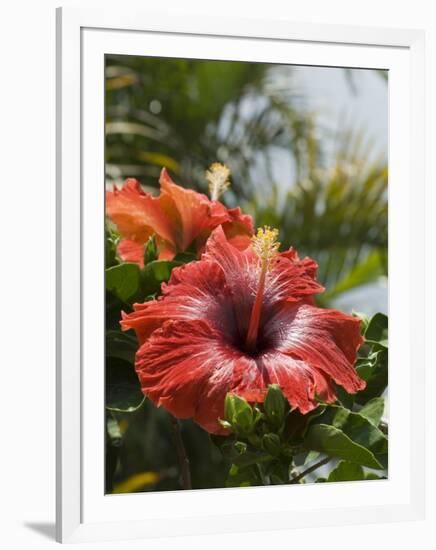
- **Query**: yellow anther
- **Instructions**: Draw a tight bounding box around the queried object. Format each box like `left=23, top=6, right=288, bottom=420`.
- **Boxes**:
left=206, top=162, right=231, bottom=201
left=252, top=226, right=280, bottom=266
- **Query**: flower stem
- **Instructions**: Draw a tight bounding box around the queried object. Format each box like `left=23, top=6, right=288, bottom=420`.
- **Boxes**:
left=170, top=415, right=192, bottom=490
left=288, top=456, right=331, bottom=484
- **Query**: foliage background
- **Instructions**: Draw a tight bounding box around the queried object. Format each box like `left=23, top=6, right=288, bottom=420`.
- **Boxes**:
left=105, top=55, right=388, bottom=493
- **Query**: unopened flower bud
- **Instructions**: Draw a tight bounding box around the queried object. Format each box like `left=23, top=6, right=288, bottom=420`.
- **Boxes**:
left=264, top=384, right=287, bottom=429
left=262, top=433, right=281, bottom=456
left=224, top=393, right=254, bottom=435
left=143, top=234, right=158, bottom=265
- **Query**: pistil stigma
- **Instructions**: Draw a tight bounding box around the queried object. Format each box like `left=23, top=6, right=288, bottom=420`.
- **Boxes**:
left=206, top=162, right=231, bottom=201
left=246, top=226, right=280, bottom=353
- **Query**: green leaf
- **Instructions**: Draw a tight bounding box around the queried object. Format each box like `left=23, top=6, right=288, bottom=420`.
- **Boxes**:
left=267, top=461, right=290, bottom=485
left=365, top=472, right=385, bottom=480
left=326, top=460, right=385, bottom=483
left=106, top=330, right=138, bottom=363
left=141, top=260, right=182, bottom=295
left=106, top=263, right=140, bottom=303
left=359, top=397, right=384, bottom=426
left=217, top=438, right=270, bottom=469
left=327, top=460, right=365, bottom=482
left=311, top=404, right=388, bottom=457
left=304, top=450, right=321, bottom=465
left=355, top=349, right=388, bottom=404
left=225, top=464, right=258, bottom=488
left=105, top=220, right=120, bottom=268
left=365, top=312, right=388, bottom=346
left=231, top=450, right=272, bottom=468
left=304, top=424, right=383, bottom=469
left=106, top=357, right=145, bottom=412
left=334, top=384, right=355, bottom=409
left=105, top=414, right=122, bottom=492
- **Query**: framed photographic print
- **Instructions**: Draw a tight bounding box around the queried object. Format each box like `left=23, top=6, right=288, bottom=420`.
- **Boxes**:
left=56, top=6, right=426, bottom=543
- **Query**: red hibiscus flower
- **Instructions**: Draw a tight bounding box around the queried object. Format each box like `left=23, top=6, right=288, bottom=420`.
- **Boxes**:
left=106, top=164, right=253, bottom=266
left=121, top=226, right=365, bottom=434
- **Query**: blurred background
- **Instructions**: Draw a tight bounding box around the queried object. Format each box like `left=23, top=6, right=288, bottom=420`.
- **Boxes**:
left=105, top=55, right=388, bottom=494
left=105, top=55, right=388, bottom=315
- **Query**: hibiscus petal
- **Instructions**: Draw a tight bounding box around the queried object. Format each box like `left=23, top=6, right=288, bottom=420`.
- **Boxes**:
left=121, top=259, right=235, bottom=344
left=254, top=351, right=318, bottom=413
left=134, top=319, right=257, bottom=433
left=203, top=226, right=259, bottom=337
left=160, top=169, right=229, bottom=251
left=221, top=206, right=254, bottom=251
left=106, top=178, right=176, bottom=246
left=117, top=239, right=144, bottom=267
left=135, top=315, right=335, bottom=429
left=267, top=302, right=365, bottom=394
left=310, top=368, right=337, bottom=403
left=270, top=249, right=324, bottom=301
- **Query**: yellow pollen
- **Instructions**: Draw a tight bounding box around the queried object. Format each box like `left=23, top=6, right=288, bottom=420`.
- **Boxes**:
left=206, top=162, right=231, bottom=201
left=252, top=226, right=280, bottom=266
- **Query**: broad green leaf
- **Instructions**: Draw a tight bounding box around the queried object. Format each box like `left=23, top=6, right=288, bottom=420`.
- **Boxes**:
left=231, top=450, right=272, bottom=468
left=266, top=461, right=290, bottom=485
left=106, top=330, right=138, bottom=363
left=141, top=260, right=182, bottom=295
left=365, top=472, right=385, bottom=480
left=334, top=384, right=355, bottom=410
left=365, top=312, right=388, bottom=346
left=327, top=460, right=365, bottom=482
left=310, top=404, right=388, bottom=457
left=359, top=397, right=385, bottom=426
left=106, top=357, right=144, bottom=412
left=304, top=424, right=383, bottom=469
left=106, top=415, right=122, bottom=492
left=226, top=464, right=258, bottom=488
left=106, top=263, right=140, bottom=303
left=326, top=461, right=385, bottom=482
left=356, top=349, right=388, bottom=404
left=105, top=220, right=120, bottom=268
left=304, top=450, right=321, bottom=465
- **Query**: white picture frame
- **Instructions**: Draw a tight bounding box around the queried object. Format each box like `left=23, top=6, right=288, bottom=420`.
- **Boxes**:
left=56, top=6, right=426, bottom=543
